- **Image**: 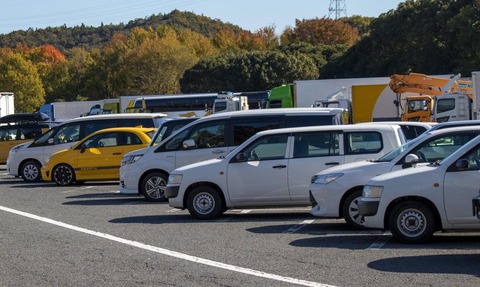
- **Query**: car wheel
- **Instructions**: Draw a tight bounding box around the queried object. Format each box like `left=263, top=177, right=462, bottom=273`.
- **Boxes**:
left=389, top=201, right=435, bottom=244
left=20, top=160, right=42, bottom=182
left=140, top=172, right=167, bottom=202
left=186, top=186, right=223, bottom=219
left=342, top=189, right=365, bottom=229
left=52, top=164, right=76, bottom=186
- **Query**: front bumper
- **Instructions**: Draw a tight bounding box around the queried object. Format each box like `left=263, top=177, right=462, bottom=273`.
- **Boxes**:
left=165, top=185, right=179, bottom=199
left=358, top=198, right=379, bottom=216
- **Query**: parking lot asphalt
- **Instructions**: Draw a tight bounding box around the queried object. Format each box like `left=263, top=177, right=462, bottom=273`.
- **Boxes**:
left=1, top=165, right=480, bottom=287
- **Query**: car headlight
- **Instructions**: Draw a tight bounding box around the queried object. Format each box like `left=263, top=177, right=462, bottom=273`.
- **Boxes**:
left=363, top=185, right=383, bottom=198
left=311, top=173, right=344, bottom=184
left=168, top=174, right=183, bottom=185
left=121, top=155, right=143, bottom=166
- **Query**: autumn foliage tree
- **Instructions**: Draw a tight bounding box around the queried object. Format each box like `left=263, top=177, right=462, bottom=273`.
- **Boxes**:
left=281, top=18, right=360, bottom=47
left=0, top=48, right=45, bottom=112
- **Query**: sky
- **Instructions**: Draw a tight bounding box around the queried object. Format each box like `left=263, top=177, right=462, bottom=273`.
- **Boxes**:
left=1, top=0, right=406, bottom=35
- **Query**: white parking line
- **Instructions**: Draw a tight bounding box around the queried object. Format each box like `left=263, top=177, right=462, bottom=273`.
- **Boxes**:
left=367, top=232, right=391, bottom=249
left=0, top=205, right=334, bottom=287
left=283, top=220, right=315, bottom=234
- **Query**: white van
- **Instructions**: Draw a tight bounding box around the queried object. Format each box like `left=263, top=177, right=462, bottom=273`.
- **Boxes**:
left=119, top=108, right=347, bottom=201
left=165, top=124, right=406, bottom=219
left=7, top=113, right=166, bottom=182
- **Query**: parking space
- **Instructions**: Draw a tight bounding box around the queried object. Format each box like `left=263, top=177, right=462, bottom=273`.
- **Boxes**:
left=1, top=166, right=480, bottom=286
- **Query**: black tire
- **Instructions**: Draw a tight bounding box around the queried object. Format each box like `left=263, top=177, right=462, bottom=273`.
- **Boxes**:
left=52, top=164, right=75, bottom=186
left=140, top=172, right=167, bottom=202
left=342, top=189, right=365, bottom=229
left=20, top=160, right=42, bottom=182
left=186, top=186, right=223, bottom=219
left=388, top=201, right=436, bottom=244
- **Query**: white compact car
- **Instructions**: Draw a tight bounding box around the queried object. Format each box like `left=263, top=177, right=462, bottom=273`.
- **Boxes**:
left=358, top=134, right=480, bottom=243
left=165, top=124, right=405, bottom=219
left=309, top=126, right=480, bottom=228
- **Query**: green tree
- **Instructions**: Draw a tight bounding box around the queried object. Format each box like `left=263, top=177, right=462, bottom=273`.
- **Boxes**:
left=0, top=48, right=45, bottom=112
left=180, top=51, right=318, bottom=92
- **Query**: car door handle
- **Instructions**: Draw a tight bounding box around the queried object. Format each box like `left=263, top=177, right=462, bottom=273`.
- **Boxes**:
left=113, top=152, right=122, bottom=155
left=212, top=150, right=225, bottom=154
left=273, top=165, right=287, bottom=169
left=325, top=162, right=340, bottom=166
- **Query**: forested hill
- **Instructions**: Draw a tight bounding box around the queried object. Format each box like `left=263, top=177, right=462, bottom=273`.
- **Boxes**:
left=0, top=10, right=244, bottom=52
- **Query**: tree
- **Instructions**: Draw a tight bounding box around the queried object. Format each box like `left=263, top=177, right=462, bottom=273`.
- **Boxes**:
left=280, top=18, right=360, bottom=46
left=180, top=51, right=318, bottom=92
left=0, top=48, right=45, bottom=112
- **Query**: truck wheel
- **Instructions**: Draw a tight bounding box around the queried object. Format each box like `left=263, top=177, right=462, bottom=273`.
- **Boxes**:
left=342, top=189, right=365, bottom=229
left=52, top=164, right=76, bottom=186
left=140, top=172, right=167, bottom=202
left=20, top=160, right=42, bottom=182
left=187, top=186, right=223, bottom=220
left=389, top=201, right=435, bottom=244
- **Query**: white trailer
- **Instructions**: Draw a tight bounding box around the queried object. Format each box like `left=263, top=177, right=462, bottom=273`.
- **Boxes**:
left=0, top=92, right=14, bottom=117
left=39, top=100, right=101, bottom=122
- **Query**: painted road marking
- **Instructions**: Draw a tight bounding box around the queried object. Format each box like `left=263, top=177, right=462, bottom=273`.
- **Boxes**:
left=0, top=205, right=335, bottom=287
left=367, top=232, right=391, bottom=249
left=283, top=220, right=315, bottom=234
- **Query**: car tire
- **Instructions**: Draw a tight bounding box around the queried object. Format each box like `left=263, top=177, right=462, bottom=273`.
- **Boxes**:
left=186, top=186, right=223, bottom=220
left=20, top=160, right=42, bottom=182
left=342, top=189, right=365, bottom=229
left=140, top=172, right=167, bottom=202
left=389, top=201, right=436, bottom=244
left=52, top=164, right=76, bottom=186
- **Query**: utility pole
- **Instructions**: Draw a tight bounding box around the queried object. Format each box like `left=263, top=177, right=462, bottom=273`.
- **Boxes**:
left=328, top=0, right=347, bottom=19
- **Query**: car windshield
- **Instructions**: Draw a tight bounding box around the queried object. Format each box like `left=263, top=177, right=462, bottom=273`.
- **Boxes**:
left=374, top=132, right=430, bottom=162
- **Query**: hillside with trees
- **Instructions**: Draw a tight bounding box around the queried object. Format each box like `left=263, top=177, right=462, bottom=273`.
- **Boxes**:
left=0, top=0, right=478, bottom=113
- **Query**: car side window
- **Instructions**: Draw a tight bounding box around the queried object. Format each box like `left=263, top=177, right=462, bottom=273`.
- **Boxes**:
left=239, top=134, right=288, bottom=161
left=293, top=132, right=340, bottom=158
left=413, top=133, right=478, bottom=163
left=231, top=117, right=281, bottom=146
left=124, top=132, right=142, bottom=145
left=188, top=122, right=225, bottom=149
left=345, top=132, right=383, bottom=154
left=83, top=132, right=118, bottom=148
left=53, top=124, right=80, bottom=145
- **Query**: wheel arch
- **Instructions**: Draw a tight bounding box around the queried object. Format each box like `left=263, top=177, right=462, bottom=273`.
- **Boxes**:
left=19, top=158, right=41, bottom=174
left=138, top=168, right=169, bottom=192
left=184, top=182, right=226, bottom=211
left=339, top=185, right=364, bottom=218
left=384, top=196, right=442, bottom=231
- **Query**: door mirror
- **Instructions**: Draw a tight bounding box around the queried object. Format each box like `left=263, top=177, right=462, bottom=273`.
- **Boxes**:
left=402, top=153, right=419, bottom=168
left=455, top=158, right=470, bottom=170
left=80, top=143, right=87, bottom=153
left=182, top=139, right=196, bottom=149
left=235, top=153, right=247, bottom=162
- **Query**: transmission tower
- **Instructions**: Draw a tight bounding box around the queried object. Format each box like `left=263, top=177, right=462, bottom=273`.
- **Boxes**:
left=328, top=0, right=347, bottom=19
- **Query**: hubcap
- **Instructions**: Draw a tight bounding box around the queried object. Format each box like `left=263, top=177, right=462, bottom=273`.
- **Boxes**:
left=54, top=166, right=72, bottom=185
left=348, top=196, right=365, bottom=226
left=23, top=164, right=39, bottom=180
left=398, top=209, right=426, bottom=237
left=193, top=192, right=214, bottom=215
left=145, top=176, right=165, bottom=199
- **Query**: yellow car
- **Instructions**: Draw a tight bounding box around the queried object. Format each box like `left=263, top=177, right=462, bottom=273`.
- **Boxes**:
left=41, top=127, right=155, bottom=186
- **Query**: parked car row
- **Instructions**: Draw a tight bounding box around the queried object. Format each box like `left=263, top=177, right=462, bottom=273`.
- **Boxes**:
left=5, top=108, right=480, bottom=244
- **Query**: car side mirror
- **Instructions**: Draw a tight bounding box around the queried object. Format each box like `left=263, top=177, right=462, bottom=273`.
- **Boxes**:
left=235, top=153, right=247, bottom=162
left=402, top=154, right=419, bottom=168
left=182, top=139, right=196, bottom=149
left=80, top=143, right=87, bottom=153
left=455, top=158, right=469, bottom=171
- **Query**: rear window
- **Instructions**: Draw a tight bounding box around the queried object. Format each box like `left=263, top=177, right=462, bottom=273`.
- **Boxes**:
left=286, top=114, right=342, bottom=127
left=345, top=132, right=383, bottom=154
